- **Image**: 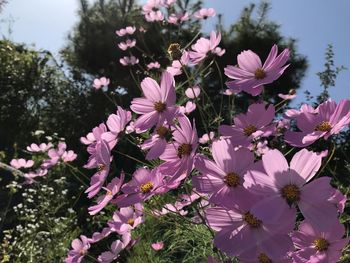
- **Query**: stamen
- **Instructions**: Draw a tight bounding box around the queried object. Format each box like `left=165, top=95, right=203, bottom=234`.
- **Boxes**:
left=156, top=126, right=169, bottom=138
left=243, top=212, right=262, bottom=228
left=154, top=101, right=166, bottom=113
left=243, top=125, right=257, bottom=136
left=127, top=218, right=135, bottom=226
left=313, top=238, right=329, bottom=251
left=177, top=143, right=192, bottom=158
left=258, top=253, right=272, bottom=263
left=225, top=172, right=240, bottom=187
left=140, top=182, right=154, bottom=193
left=97, top=164, right=105, bottom=171
left=281, top=184, right=300, bottom=204
left=315, top=121, right=332, bottom=132
left=254, top=68, right=266, bottom=79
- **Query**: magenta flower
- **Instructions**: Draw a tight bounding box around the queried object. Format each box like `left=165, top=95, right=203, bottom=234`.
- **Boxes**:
left=85, top=140, right=111, bottom=199
left=291, top=220, right=349, bottom=263
left=205, top=196, right=295, bottom=258
left=26, top=142, right=53, bottom=152
left=88, top=173, right=125, bottom=215
left=284, top=99, right=350, bottom=147
left=193, top=138, right=254, bottom=206
left=66, top=235, right=90, bottom=263
left=115, top=26, right=136, bottom=37
left=108, top=205, right=143, bottom=234
left=224, top=44, right=290, bottom=96
left=219, top=103, right=276, bottom=147
left=130, top=71, right=178, bottom=132
left=244, top=149, right=338, bottom=230
left=119, top=56, right=139, bottom=66
left=189, top=31, right=225, bottom=64
left=93, top=77, right=110, bottom=90
left=117, top=39, right=136, bottom=51
left=159, top=115, right=198, bottom=182
left=193, top=8, right=216, bottom=19
left=116, top=168, right=166, bottom=207
left=10, top=158, right=34, bottom=169
left=151, top=241, right=164, bottom=251
left=185, top=85, right=201, bottom=99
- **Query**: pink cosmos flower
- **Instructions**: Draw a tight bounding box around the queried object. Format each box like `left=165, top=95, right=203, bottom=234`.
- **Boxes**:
left=151, top=241, right=164, bottom=251
left=87, top=226, right=113, bottom=244
left=119, top=56, right=139, bottom=66
left=328, top=189, right=347, bottom=213
left=205, top=195, right=295, bottom=258
left=179, top=101, right=196, bottom=115
left=147, top=61, right=161, bottom=70
left=219, top=103, right=276, bottom=147
left=116, top=168, right=166, bottom=207
left=115, top=26, right=136, bottom=37
left=142, top=0, right=164, bottom=13
left=108, top=204, right=143, bottom=234
left=10, top=158, right=34, bottom=169
left=284, top=103, right=318, bottom=119
left=93, top=77, right=110, bottom=90
left=189, top=31, right=225, bottom=64
left=251, top=140, right=270, bottom=156
left=130, top=71, right=178, bottom=132
left=145, top=10, right=164, bottom=22
left=284, top=99, right=350, bottom=147
left=26, top=142, right=53, bottom=152
left=244, top=149, right=338, bottom=230
left=224, top=44, right=290, bottom=96
left=166, top=51, right=189, bottom=76
left=117, top=39, right=136, bottom=51
left=291, top=220, right=349, bottom=263
left=193, top=138, right=254, bottom=206
left=62, top=150, right=77, bottom=162
left=41, top=142, right=76, bottom=169
left=85, top=140, right=111, bottom=199
left=88, top=173, right=125, bottom=215
left=199, top=131, right=215, bottom=144
left=193, top=8, right=216, bottom=19
left=278, top=89, right=297, bottom=100
left=66, top=235, right=90, bottom=263
left=167, top=12, right=189, bottom=24
left=80, top=123, right=107, bottom=145
left=97, top=234, right=131, bottom=263
left=159, top=115, right=198, bottom=183
left=23, top=168, right=48, bottom=184
left=185, top=85, right=201, bottom=99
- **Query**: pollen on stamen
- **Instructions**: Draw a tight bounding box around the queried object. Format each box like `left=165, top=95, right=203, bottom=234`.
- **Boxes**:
left=243, top=125, right=258, bottom=136
left=254, top=68, right=266, bottom=80
left=140, top=182, right=154, bottom=193
left=154, top=101, right=167, bottom=113
left=177, top=143, right=192, bottom=158
left=243, top=212, right=262, bottom=228
left=281, top=184, right=300, bottom=204
left=313, top=238, right=329, bottom=252
left=97, top=164, right=105, bottom=171
left=225, top=172, right=240, bottom=187
left=127, top=218, right=135, bottom=226
left=315, top=121, right=332, bottom=132
left=258, top=253, right=272, bottom=263
left=156, top=126, right=169, bottom=138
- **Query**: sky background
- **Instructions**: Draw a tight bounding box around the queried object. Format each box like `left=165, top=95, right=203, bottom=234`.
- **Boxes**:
left=1, top=0, right=349, bottom=105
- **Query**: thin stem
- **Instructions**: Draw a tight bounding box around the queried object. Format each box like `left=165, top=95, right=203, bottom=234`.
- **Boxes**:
left=113, top=149, right=150, bottom=167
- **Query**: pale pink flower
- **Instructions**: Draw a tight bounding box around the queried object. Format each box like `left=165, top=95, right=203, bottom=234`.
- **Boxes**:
left=97, top=234, right=131, bottom=263
left=193, top=8, right=216, bottom=19
left=179, top=101, right=196, bottom=115
left=80, top=123, right=107, bottom=145
left=278, top=90, right=296, bottom=100
left=115, top=26, right=136, bottom=37
left=108, top=205, right=143, bottom=234
left=117, top=39, right=136, bottom=51
left=93, top=77, right=110, bottom=90
left=142, top=0, right=164, bottom=13
left=147, top=61, right=161, bottom=70
left=167, top=12, right=189, bottom=24
left=151, top=241, right=164, bottom=251
left=284, top=103, right=318, bottom=119
left=119, top=56, right=139, bottom=66
left=87, top=227, right=113, bottom=244
left=145, top=10, right=164, bottom=22
left=189, top=31, right=225, bottom=64
left=328, top=189, right=347, bottom=213
left=62, top=150, right=77, bottom=162
left=26, top=142, right=53, bottom=152
left=10, top=158, right=34, bottom=169
left=166, top=51, right=189, bottom=76
left=66, top=235, right=90, bottom=263
left=23, top=168, right=47, bottom=184
left=225, top=44, right=290, bottom=96
left=199, top=131, right=215, bottom=144
left=185, top=85, right=200, bottom=99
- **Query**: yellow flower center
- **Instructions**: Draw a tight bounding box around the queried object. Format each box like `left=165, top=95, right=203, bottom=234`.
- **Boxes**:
left=140, top=182, right=154, bottom=193
left=243, top=212, right=262, bottom=228
left=315, top=121, right=332, bottom=132
left=243, top=125, right=258, bottom=136
left=97, top=164, right=105, bottom=171
left=225, top=172, right=240, bottom=187
left=281, top=184, right=300, bottom=204
left=313, top=238, right=329, bottom=251
left=154, top=101, right=166, bottom=113
left=106, top=190, right=113, bottom=197
left=177, top=143, right=192, bottom=158
left=254, top=68, right=266, bottom=79
left=156, top=126, right=169, bottom=138
left=258, top=253, right=272, bottom=263
left=127, top=218, right=135, bottom=226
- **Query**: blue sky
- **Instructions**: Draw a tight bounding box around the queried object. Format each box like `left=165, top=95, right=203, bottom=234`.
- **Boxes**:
left=1, top=0, right=349, bottom=104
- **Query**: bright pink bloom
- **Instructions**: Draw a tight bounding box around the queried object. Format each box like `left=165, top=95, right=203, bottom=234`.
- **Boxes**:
left=26, top=142, right=53, bottom=152
left=244, top=149, right=338, bottom=230
left=147, top=61, right=161, bottom=69
left=205, top=196, right=294, bottom=258
left=115, top=26, right=136, bottom=37
left=151, top=241, right=164, bottom=251
left=116, top=168, right=166, bottom=207
left=10, top=158, right=34, bottom=169
left=159, top=115, right=198, bottom=182
left=117, top=39, right=136, bottom=51
left=119, top=56, right=139, bottom=66
left=189, top=31, right=225, bottom=64
left=193, top=8, right=216, bottom=19
left=219, top=103, right=276, bottom=147
left=225, top=44, right=290, bottom=96
left=166, top=51, right=189, bottom=76
left=130, top=71, right=178, bottom=132
left=291, top=220, right=349, bottom=263
left=199, top=131, right=215, bottom=144
left=93, top=77, right=110, bottom=90
left=285, top=99, right=350, bottom=147
left=66, top=235, right=90, bottom=263
left=88, top=173, right=125, bottom=215
left=185, top=85, right=201, bottom=99
left=108, top=204, right=143, bottom=234
left=193, top=138, right=254, bottom=206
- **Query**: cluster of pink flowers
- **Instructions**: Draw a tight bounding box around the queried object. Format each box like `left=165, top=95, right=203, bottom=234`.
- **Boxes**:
left=10, top=140, right=76, bottom=184
left=67, top=5, right=350, bottom=262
